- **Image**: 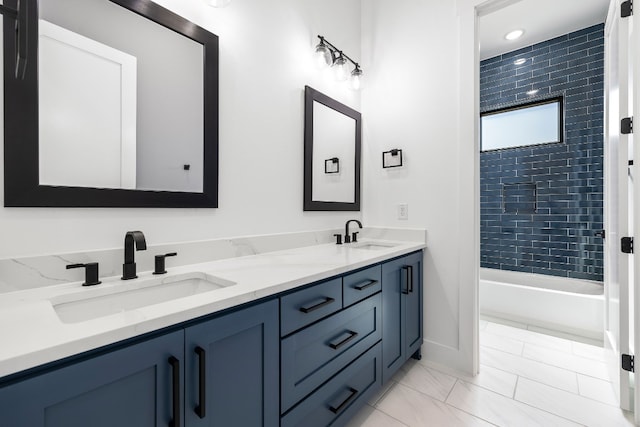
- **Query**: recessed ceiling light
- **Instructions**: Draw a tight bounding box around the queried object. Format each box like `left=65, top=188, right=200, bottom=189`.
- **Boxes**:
left=505, top=30, right=524, bottom=41
left=526, top=89, right=539, bottom=96
left=514, top=58, right=527, bottom=65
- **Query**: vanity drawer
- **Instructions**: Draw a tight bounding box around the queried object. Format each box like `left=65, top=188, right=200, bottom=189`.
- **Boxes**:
left=281, top=293, right=381, bottom=412
left=343, top=265, right=381, bottom=307
left=280, top=278, right=343, bottom=336
left=281, top=342, right=382, bottom=427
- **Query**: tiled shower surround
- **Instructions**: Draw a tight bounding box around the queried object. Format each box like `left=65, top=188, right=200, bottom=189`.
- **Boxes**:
left=480, top=24, right=604, bottom=281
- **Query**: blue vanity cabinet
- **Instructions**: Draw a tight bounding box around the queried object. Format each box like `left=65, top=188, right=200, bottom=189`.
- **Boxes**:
left=0, top=330, right=185, bottom=427
left=381, top=251, right=424, bottom=383
left=281, top=343, right=383, bottom=427
left=281, top=293, right=382, bottom=412
left=0, top=249, right=424, bottom=427
left=279, top=268, right=386, bottom=426
left=184, top=299, right=279, bottom=427
left=0, top=299, right=279, bottom=427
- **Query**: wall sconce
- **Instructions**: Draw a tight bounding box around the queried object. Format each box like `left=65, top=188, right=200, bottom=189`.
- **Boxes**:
left=203, top=0, right=232, bottom=7
left=314, top=35, right=363, bottom=90
left=382, top=149, right=403, bottom=168
left=325, top=157, right=340, bottom=174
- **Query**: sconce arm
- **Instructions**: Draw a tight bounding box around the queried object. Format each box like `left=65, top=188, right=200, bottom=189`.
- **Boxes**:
left=317, top=35, right=360, bottom=69
left=0, top=0, right=28, bottom=79
left=0, top=5, right=18, bottom=19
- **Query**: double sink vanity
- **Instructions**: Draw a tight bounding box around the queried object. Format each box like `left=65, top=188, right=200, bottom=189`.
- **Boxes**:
left=0, top=229, right=425, bottom=427
left=0, top=0, right=420, bottom=424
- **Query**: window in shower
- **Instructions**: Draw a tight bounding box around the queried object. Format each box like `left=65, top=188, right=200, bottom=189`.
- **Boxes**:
left=480, top=96, right=564, bottom=151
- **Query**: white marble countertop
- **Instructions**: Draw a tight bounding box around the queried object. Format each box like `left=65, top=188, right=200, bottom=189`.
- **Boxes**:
left=0, top=239, right=425, bottom=378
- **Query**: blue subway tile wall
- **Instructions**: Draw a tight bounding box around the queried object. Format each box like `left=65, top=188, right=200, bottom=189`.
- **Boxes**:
left=480, top=24, right=604, bottom=282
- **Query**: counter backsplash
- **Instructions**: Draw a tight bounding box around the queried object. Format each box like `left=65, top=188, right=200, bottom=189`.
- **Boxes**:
left=0, top=227, right=427, bottom=294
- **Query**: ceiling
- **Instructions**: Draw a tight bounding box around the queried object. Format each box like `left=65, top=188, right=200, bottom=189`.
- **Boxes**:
left=479, top=0, right=610, bottom=60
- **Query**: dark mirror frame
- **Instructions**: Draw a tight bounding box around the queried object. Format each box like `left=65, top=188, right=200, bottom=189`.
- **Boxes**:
left=3, top=0, right=219, bottom=207
left=303, top=86, right=361, bottom=212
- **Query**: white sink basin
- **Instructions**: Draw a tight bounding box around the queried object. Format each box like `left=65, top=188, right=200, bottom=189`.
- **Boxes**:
left=351, top=242, right=398, bottom=250
left=51, top=272, right=235, bottom=324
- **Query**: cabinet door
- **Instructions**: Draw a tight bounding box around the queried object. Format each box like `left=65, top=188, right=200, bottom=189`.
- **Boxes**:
left=403, top=251, right=423, bottom=359
left=381, top=255, right=407, bottom=383
left=381, top=251, right=424, bottom=383
left=0, top=330, right=184, bottom=427
left=185, top=299, right=279, bottom=427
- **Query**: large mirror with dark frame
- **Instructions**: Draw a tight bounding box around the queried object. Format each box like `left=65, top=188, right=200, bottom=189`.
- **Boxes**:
left=304, top=86, right=361, bottom=211
left=3, top=0, right=219, bottom=207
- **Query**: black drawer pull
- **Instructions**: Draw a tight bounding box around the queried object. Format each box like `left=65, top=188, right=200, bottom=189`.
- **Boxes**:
left=329, top=387, right=359, bottom=414
left=195, top=346, right=206, bottom=419
left=407, top=265, right=414, bottom=293
left=299, top=297, right=335, bottom=313
left=354, top=279, right=378, bottom=291
left=169, top=356, right=181, bottom=427
left=328, top=330, right=359, bottom=350
left=401, top=266, right=410, bottom=294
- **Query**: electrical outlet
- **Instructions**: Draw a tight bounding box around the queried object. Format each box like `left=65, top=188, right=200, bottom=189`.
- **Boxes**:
left=398, top=204, right=408, bottom=220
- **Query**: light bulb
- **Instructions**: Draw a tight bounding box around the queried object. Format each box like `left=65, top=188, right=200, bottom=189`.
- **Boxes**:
left=333, top=55, right=349, bottom=82
left=505, top=29, right=524, bottom=40
left=314, top=42, right=333, bottom=68
left=204, top=0, right=232, bottom=7
left=350, top=67, right=363, bottom=91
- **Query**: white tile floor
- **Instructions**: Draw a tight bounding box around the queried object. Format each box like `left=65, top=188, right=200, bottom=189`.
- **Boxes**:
left=347, top=318, right=635, bottom=427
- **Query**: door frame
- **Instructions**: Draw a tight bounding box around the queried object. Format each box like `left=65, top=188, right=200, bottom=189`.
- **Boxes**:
left=457, top=0, right=622, bottom=402
left=456, top=0, right=527, bottom=378
left=603, top=0, right=632, bottom=411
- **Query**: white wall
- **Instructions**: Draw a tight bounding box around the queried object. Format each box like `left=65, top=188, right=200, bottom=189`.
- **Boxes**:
left=361, top=0, right=479, bottom=373
left=0, top=0, right=363, bottom=258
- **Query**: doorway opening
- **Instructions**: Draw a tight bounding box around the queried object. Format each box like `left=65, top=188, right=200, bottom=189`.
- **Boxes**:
left=474, top=0, right=629, bottom=422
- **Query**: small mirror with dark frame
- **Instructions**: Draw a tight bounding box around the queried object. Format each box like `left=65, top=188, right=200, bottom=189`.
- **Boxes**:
left=304, top=86, right=361, bottom=212
left=3, top=0, right=219, bottom=207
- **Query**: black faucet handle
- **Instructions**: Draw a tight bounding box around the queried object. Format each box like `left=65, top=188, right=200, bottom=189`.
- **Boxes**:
left=67, top=262, right=102, bottom=286
left=352, top=232, right=359, bottom=243
left=154, top=252, right=178, bottom=275
left=333, top=234, right=343, bottom=245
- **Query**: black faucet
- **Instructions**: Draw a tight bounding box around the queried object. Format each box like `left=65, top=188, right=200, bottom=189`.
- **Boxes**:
left=344, top=219, right=363, bottom=243
left=122, top=231, right=147, bottom=280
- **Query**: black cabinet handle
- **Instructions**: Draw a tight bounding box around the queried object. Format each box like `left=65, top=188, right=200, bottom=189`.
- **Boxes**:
left=328, top=330, right=359, bottom=350
left=407, top=265, right=414, bottom=293
left=169, top=356, right=181, bottom=427
left=329, top=387, right=359, bottom=414
left=195, top=347, right=206, bottom=419
left=401, top=266, right=410, bottom=294
left=299, top=297, right=335, bottom=313
left=354, top=279, right=378, bottom=291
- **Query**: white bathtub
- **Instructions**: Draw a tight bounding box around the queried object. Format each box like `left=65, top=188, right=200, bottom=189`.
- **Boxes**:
left=480, top=268, right=604, bottom=340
